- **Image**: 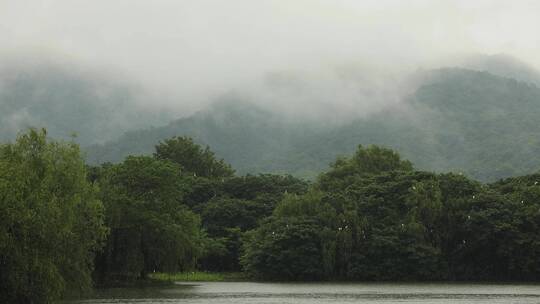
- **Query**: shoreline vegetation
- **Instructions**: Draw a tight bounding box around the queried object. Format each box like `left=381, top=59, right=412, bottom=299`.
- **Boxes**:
left=3, top=129, right=540, bottom=304
left=148, top=272, right=247, bottom=282
left=143, top=272, right=540, bottom=285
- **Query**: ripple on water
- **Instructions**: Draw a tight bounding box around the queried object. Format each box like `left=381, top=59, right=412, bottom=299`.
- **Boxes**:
left=68, top=282, right=540, bottom=304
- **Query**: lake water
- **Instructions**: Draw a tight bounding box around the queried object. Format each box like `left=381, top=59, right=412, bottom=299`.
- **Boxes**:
left=70, top=282, right=540, bottom=304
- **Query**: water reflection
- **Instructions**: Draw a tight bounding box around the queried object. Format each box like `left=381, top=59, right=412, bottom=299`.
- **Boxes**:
left=69, top=282, right=540, bottom=304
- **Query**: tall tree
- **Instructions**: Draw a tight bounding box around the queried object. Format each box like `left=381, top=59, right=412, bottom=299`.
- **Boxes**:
left=0, top=129, right=107, bottom=303
left=95, top=156, right=203, bottom=282
left=154, top=136, right=234, bottom=178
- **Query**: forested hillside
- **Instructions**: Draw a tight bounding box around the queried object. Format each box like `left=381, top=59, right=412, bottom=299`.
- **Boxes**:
left=2, top=55, right=539, bottom=182
left=87, top=67, right=540, bottom=182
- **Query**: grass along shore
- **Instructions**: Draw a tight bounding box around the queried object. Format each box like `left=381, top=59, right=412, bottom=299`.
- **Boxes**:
left=149, top=271, right=246, bottom=282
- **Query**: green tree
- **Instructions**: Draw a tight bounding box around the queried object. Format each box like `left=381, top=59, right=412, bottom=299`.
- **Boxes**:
left=242, top=217, right=331, bottom=280
left=95, top=156, right=203, bottom=282
left=241, top=192, right=337, bottom=280
left=0, top=129, right=107, bottom=303
left=242, top=146, right=447, bottom=281
left=154, top=136, right=234, bottom=178
left=337, top=172, right=446, bottom=280
left=318, top=145, right=413, bottom=192
left=197, top=175, right=309, bottom=271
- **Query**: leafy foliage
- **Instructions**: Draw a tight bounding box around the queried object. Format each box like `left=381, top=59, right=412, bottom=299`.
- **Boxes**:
left=94, top=156, right=203, bottom=282
left=4, top=124, right=540, bottom=302
left=0, top=129, right=107, bottom=303
left=241, top=145, right=540, bottom=281
left=197, top=175, right=309, bottom=271
left=155, top=136, right=234, bottom=178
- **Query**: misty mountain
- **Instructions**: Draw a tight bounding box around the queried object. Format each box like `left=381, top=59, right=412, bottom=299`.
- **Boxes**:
left=86, top=64, right=540, bottom=182
left=0, top=60, right=173, bottom=145
left=85, top=98, right=322, bottom=176
left=459, top=54, right=540, bottom=85
left=2, top=54, right=539, bottom=182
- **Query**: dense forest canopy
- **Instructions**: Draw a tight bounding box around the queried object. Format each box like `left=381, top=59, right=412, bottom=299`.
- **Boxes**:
left=242, top=145, right=540, bottom=281
left=3, top=129, right=540, bottom=303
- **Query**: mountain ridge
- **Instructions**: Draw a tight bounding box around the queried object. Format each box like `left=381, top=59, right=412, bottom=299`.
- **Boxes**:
left=2, top=54, right=540, bottom=181
left=85, top=66, right=540, bottom=181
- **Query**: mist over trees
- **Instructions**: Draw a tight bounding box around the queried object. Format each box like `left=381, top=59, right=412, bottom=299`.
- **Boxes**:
left=2, top=52, right=540, bottom=303
left=4, top=1, right=540, bottom=303
left=2, top=53, right=540, bottom=183
left=0, top=60, right=174, bottom=145
left=87, top=63, right=540, bottom=182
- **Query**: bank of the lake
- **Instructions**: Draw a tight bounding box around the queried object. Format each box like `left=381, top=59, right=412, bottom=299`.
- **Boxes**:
left=148, top=271, right=247, bottom=282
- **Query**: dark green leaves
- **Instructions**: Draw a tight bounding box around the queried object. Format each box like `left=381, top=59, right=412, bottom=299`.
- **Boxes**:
left=95, top=156, right=203, bottom=282
left=154, top=136, right=234, bottom=178
left=0, top=129, right=107, bottom=303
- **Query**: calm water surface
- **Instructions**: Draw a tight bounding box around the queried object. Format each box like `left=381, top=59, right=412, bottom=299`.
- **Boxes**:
left=70, top=282, right=540, bottom=304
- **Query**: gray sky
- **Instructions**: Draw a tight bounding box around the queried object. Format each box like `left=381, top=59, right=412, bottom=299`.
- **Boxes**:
left=2, top=0, right=540, bottom=114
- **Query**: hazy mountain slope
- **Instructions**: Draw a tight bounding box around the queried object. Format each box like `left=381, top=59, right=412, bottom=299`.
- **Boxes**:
left=460, top=54, right=540, bottom=85
left=86, top=67, right=540, bottom=182
left=85, top=99, right=317, bottom=175
left=409, top=68, right=540, bottom=180
left=0, top=61, right=173, bottom=145
left=324, top=68, right=540, bottom=181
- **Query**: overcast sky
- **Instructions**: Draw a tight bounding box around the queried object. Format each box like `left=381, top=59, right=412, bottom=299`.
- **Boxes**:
left=2, top=0, right=540, bottom=113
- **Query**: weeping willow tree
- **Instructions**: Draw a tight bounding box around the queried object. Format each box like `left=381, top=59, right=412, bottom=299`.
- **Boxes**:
left=0, top=129, right=107, bottom=303
left=94, top=156, right=204, bottom=283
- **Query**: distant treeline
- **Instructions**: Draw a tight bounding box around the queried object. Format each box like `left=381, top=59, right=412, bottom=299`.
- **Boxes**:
left=2, top=129, right=540, bottom=303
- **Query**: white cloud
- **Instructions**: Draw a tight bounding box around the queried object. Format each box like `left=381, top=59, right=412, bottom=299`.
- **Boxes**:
left=1, top=0, right=539, bottom=113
